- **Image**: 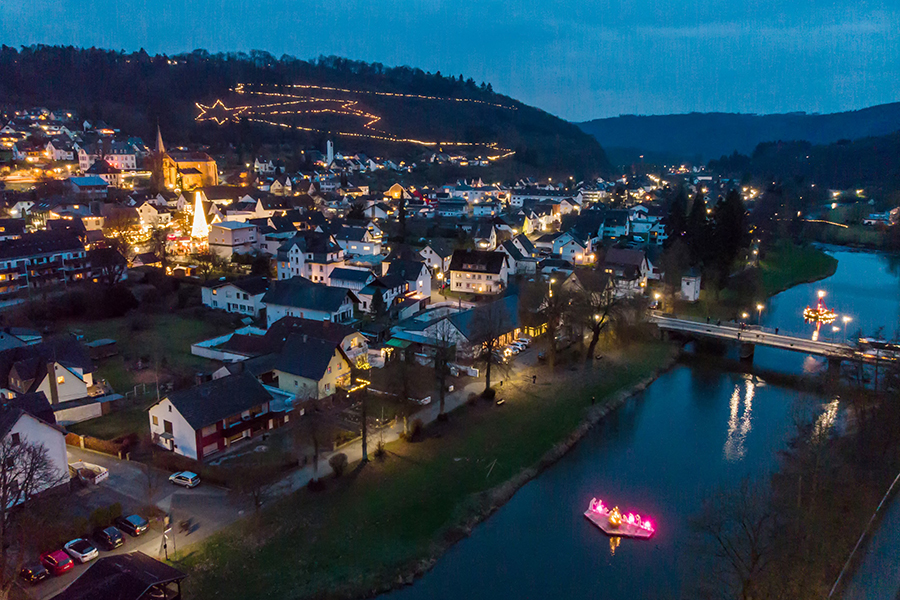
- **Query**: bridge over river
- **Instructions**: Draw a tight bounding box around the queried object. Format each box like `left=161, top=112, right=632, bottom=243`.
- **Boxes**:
left=649, top=314, right=857, bottom=363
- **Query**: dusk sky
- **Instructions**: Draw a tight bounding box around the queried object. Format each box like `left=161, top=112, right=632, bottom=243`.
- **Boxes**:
left=2, top=0, right=898, bottom=122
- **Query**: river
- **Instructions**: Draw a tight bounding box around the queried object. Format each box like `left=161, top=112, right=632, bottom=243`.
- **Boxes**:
left=389, top=248, right=900, bottom=600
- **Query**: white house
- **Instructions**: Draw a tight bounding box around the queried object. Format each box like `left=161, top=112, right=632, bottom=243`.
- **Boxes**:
left=448, top=250, right=509, bottom=295
left=263, top=277, right=356, bottom=327
left=420, top=241, right=455, bottom=272
left=275, top=232, right=346, bottom=284
left=148, top=373, right=292, bottom=461
left=334, top=226, right=382, bottom=257
left=136, top=202, right=172, bottom=229
left=201, top=276, right=270, bottom=318
left=0, top=406, right=68, bottom=503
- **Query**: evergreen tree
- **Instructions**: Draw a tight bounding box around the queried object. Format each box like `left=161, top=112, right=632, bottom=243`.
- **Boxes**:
left=686, top=189, right=710, bottom=264
left=664, top=187, right=689, bottom=248
left=371, top=288, right=386, bottom=319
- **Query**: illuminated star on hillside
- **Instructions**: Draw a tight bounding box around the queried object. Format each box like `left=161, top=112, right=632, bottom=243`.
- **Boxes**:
left=195, top=99, right=248, bottom=125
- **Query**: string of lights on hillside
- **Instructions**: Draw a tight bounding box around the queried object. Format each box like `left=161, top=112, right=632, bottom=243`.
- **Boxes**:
left=195, top=83, right=517, bottom=160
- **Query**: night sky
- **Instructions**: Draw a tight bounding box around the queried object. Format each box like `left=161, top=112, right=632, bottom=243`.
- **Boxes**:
left=2, top=0, right=897, bottom=121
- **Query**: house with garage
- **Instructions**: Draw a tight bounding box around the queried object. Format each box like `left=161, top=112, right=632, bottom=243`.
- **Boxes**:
left=201, top=275, right=270, bottom=319
left=148, top=372, right=293, bottom=461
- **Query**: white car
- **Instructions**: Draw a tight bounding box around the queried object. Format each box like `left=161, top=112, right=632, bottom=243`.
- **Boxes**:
left=515, top=338, right=531, bottom=347
left=64, top=538, right=98, bottom=564
left=510, top=342, right=528, bottom=351
left=169, top=471, right=200, bottom=488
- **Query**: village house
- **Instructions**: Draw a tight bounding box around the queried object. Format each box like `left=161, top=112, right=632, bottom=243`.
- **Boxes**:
left=276, top=231, right=346, bottom=284
left=148, top=373, right=293, bottom=461
left=602, top=247, right=651, bottom=292
left=0, top=401, right=68, bottom=503
left=420, top=240, right=455, bottom=273
left=328, top=267, right=376, bottom=292
left=448, top=249, right=508, bottom=295
left=201, top=275, right=269, bottom=319
left=0, top=337, right=95, bottom=407
left=263, top=277, right=356, bottom=327
left=208, top=221, right=258, bottom=258
left=0, top=232, right=91, bottom=297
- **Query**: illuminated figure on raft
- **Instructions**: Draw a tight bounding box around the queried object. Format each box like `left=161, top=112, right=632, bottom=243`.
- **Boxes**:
left=584, top=498, right=655, bottom=539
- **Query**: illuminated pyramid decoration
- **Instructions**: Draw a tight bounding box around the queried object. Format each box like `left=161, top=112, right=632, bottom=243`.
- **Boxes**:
left=191, top=191, right=209, bottom=239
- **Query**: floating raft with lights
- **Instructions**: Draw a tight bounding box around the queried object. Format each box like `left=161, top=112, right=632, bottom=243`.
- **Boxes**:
left=803, top=292, right=837, bottom=324
left=584, top=498, right=655, bottom=539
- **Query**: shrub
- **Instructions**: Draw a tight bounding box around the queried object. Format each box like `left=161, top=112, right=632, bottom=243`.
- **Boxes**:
left=374, top=439, right=386, bottom=460
left=329, top=453, right=348, bottom=477
left=408, top=418, right=424, bottom=441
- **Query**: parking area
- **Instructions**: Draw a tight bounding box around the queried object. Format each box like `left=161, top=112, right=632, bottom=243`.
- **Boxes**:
left=17, top=447, right=242, bottom=600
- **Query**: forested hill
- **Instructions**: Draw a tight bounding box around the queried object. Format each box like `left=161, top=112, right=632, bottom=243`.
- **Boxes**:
left=709, top=133, right=900, bottom=191
left=578, top=104, right=900, bottom=163
left=0, top=45, right=610, bottom=178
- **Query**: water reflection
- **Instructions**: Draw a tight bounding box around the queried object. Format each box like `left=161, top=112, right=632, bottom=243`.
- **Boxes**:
left=812, top=398, right=840, bottom=444
left=609, top=536, right=620, bottom=556
left=723, top=379, right=755, bottom=461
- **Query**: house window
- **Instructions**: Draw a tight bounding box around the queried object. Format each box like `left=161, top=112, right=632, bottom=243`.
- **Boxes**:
left=168, top=405, right=172, bottom=412
left=152, top=416, right=159, bottom=426
left=163, top=420, right=173, bottom=434
left=57, top=375, right=65, bottom=385
left=10, top=432, right=20, bottom=446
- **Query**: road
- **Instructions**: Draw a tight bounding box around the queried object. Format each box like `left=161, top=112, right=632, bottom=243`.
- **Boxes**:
left=650, top=314, right=852, bottom=358
left=20, top=447, right=242, bottom=600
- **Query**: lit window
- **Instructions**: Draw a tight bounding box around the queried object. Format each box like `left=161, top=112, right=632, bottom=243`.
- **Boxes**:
left=152, top=416, right=158, bottom=426
left=57, top=376, right=65, bottom=385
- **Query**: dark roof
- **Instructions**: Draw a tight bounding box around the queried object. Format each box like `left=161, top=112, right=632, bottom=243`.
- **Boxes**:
left=330, top=268, right=374, bottom=284
left=448, top=295, right=519, bottom=340
left=385, top=259, right=426, bottom=282
left=164, top=373, right=273, bottom=430
left=422, top=239, right=455, bottom=259
left=0, top=232, right=83, bottom=260
left=85, top=160, right=121, bottom=175
left=274, top=336, right=343, bottom=380
left=0, top=219, right=27, bottom=236
left=276, top=231, right=340, bottom=260
left=0, top=337, right=93, bottom=393
left=603, top=210, right=630, bottom=227
left=449, top=249, right=506, bottom=275
left=265, top=317, right=358, bottom=346
left=48, top=551, right=185, bottom=600
left=262, top=277, right=354, bottom=313
left=499, top=240, right=525, bottom=262
left=334, top=226, right=368, bottom=242
left=604, top=248, right=646, bottom=267
left=3, top=392, right=54, bottom=424
left=383, top=244, right=421, bottom=263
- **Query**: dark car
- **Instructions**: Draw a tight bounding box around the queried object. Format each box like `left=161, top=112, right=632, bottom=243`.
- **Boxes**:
left=114, top=514, right=149, bottom=537
left=94, top=526, right=124, bottom=550
left=19, top=563, right=49, bottom=584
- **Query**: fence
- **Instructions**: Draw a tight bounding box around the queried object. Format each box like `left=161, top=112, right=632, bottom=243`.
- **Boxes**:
left=65, top=432, right=137, bottom=459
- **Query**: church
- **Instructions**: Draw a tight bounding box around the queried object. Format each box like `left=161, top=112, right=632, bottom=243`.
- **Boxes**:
left=155, top=128, right=219, bottom=190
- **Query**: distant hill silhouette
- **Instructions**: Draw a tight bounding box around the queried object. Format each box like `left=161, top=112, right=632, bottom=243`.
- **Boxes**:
left=578, top=105, right=900, bottom=162
left=0, top=45, right=610, bottom=179
left=709, top=133, right=900, bottom=191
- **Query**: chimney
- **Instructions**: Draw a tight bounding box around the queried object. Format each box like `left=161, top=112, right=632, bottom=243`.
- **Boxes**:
left=47, top=362, right=60, bottom=405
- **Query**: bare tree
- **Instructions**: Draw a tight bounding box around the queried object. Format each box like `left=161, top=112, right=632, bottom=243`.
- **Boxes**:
left=89, top=247, right=127, bottom=287
left=432, top=319, right=457, bottom=420
left=691, top=478, right=779, bottom=600
left=567, top=271, right=619, bottom=362
left=470, top=299, right=514, bottom=393
left=227, top=456, right=282, bottom=514
left=0, top=435, right=69, bottom=600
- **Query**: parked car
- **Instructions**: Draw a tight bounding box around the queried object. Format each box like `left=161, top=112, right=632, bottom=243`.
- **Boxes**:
left=19, top=563, right=49, bottom=584
left=509, top=342, right=527, bottom=351
left=39, top=551, right=74, bottom=576
left=64, top=538, right=99, bottom=564
left=115, top=514, right=149, bottom=537
left=93, top=526, right=124, bottom=550
left=515, top=337, right=532, bottom=346
left=169, top=471, right=200, bottom=488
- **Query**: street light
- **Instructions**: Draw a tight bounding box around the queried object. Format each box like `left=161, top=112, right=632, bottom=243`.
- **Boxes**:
left=741, top=312, right=749, bottom=322
left=756, top=303, right=764, bottom=325
left=842, top=316, right=852, bottom=343
left=831, top=325, right=840, bottom=343
left=549, top=277, right=556, bottom=298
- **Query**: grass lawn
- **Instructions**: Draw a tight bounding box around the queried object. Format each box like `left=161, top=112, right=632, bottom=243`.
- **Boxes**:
left=177, top=342, right=672, bottom=600
left=758, top=241, right=838, bottom=297
left=73, top=311, right=233, bottom=394
left=67, top=402, right=153, bottom=439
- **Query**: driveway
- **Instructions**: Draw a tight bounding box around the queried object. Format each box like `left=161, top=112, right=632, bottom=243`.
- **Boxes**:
left=19, top=448, right=242, bottom=600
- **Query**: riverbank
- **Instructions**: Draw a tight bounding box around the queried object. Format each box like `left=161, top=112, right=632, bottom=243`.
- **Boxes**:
left=757, top=240, right=839, bottom=297
left=177, top=342, right=675, bottom=600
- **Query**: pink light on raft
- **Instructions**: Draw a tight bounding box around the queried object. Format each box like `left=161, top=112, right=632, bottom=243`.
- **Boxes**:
left=588, top=498, right=655, bottom=533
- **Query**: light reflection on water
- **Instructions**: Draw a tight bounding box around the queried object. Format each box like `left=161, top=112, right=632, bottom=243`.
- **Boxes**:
left=723, top=379, right=755, bottom=461
left=812, top=398, right=841, bottom=444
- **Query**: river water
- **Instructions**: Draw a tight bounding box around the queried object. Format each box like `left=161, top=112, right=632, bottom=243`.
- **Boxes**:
left=389, top=248, right=900, bottom=600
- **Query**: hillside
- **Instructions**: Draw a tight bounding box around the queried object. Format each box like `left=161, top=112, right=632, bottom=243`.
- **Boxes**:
left=578, top=104, right=900, bottom=163
left=0, top=46, right=610, bottom=179
left=708, top=133, right=900, bottom=191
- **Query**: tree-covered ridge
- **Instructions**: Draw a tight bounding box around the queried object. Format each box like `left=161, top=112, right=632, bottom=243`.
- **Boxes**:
left=708, top=133, right=900, bottom=191
left=0, top=45, right=610, bottom=178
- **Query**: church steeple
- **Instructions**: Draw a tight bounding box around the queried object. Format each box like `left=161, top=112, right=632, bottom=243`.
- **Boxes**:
left=155, top=124, right=166, bottom=154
